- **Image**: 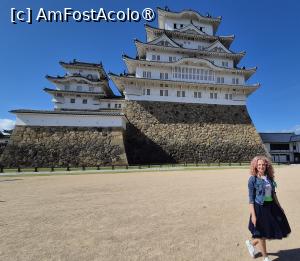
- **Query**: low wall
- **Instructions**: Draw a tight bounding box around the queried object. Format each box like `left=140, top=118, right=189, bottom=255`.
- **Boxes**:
left=0, top=126, right=127, bottom=167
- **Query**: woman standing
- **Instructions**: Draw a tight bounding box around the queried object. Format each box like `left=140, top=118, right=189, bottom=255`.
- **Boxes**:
left=245, top=156, right=291, bottom=261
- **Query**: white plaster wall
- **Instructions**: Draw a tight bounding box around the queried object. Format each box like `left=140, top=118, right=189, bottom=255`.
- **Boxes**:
left=15, top=113, right=126, bottom=129
left=146, top=51, right=183, bottom=62
left=136, top=65, right=245, bottom=85
left=99, top=101, right=124, bottom=109
left=53, top=95, right=100, bottom=110
left=55, top=82, right=104, bottom=93
left=124, top=85, right=246, bottom=105
left=164, top=18, right=213, bottom=35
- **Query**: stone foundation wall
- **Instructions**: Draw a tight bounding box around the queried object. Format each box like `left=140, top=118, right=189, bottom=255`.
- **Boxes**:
left=0, top=126, right=127, bottom=167
left=123, top=101, right=267, bottom=164
left=0, top=143, right=7, bottom=156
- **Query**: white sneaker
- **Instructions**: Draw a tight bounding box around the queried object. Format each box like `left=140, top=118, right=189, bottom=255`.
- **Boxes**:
left=245, top=240, right=257, bottom=258
left=263, top=257, right=271, bottom=261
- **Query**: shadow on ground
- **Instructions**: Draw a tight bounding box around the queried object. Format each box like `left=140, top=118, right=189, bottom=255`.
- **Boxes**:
left=0, top=179, right=23, bottom=183
left=269, top=248, right=300, bottom=261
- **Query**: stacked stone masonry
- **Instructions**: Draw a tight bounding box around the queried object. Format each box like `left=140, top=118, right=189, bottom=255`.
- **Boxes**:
left=0, top=126, right=128, bottom=167
left=123, top=101, right=267, bottom=164
left=0, top=144, right=6, bottom=156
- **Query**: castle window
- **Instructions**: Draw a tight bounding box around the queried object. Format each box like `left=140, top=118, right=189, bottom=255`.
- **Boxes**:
left=177, top=90, right=185, bottom=97
left=194, top=92, right=201, bottom=98
left=225, top=94, right=233, bottom=100
left=160, top=72, right=168, bottom=80
left=119, top=104, right=121, bottom=108
left=64, top=85, right=70, bottom=91
left=222, top=61, right=229, bottom=67
left=89, top=87, right=94, bottom=92
left=152, top=54, right=160, bottom=61
left=143, top=71, right=151, bottom=79
left=232, top=78, right=239, bottom=84
left=174, top=23, right=177, bottom=29
left=108, top=103, right=111, bottom=108
left=70, top=98, right=75, bottom=103
left=114, top=104, right=118, bottom=108
left=217, top=77, right=224, bottom=84
left=146, top=89, right=151, bottom=95
left=82, top=99, right=87, bottom=104
left=210, top=93, right=218, bottom=99
left=160, top=90, right=168, bottom=96
left=180, top=24, right=184, bottom=28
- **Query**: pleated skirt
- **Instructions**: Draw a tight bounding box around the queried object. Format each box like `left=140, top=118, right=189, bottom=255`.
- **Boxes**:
left=248, top=201, right=291, bottom=239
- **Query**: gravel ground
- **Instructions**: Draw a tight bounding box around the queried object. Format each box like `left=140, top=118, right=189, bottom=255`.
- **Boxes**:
left=0, top=165, right=299, bottom=261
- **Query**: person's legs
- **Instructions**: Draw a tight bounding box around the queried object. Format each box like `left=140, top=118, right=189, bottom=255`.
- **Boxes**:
left=257, top=238, right=267, bottom=257
left=261, top=239, right=267, bottom=257
left=252, top=238, right=259, bottom=247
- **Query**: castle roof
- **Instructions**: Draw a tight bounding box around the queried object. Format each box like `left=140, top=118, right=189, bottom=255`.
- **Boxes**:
left=109, top=73, right=260, bottom=95
left=46, top=75, right=114, bottom=96
left=43, top=88, right=106, bottom=97
left=134, top=39, right=245, bottom=64
left=157, top=7, right=221, bottom=34
left=11, top=109, right=124, bottom=117
left=59, top=60, right=108, bottom=79
left=145, top=24, right=234, bottom=48
left=259, top=133, right=295, bottom=143
left=123, top=55, right=256, bottom=80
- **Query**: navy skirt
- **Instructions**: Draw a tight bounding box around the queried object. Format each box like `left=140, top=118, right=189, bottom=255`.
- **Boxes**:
left=248, top=201, right=291, bottom=239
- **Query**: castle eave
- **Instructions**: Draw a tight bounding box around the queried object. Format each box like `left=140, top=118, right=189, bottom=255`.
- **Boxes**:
left=109, top=74, right=259, bottom=94
left=135, top=39, right=245, bottom=63
left=145, top=24, right=234, bottom=48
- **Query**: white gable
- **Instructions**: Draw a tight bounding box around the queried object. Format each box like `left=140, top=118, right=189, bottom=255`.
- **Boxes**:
left=178, top=24, right=206, bottom=35
left=206, top=41, right=231, bottom=53
left=150, top=34, right=181, bottom=48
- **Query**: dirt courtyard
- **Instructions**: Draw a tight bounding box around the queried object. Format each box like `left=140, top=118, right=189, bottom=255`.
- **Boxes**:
left=1, top=165, right=299, bottom=261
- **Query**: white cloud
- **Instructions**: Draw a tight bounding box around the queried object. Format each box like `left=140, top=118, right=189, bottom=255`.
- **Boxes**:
left=0, top=119, right=15, bottom=131
left=281, top=125, right=300, bottom=135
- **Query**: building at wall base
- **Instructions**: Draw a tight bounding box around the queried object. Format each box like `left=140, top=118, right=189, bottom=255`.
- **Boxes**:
left=260, top=133, right=300, bottom=163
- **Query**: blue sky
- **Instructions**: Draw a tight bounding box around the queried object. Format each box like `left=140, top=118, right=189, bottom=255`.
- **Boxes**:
left=1, top=0, right=299, bottom=133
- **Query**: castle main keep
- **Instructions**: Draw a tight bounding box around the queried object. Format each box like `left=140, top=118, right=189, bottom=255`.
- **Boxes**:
left=0, top=7, right=266, bottom=167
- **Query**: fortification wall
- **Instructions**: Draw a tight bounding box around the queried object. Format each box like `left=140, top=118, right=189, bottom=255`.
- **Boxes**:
left=123, top=101, right=267, bottom=164
left=0, top=126, right=127, bottom=167
left=0, top=144, right=7, bottom=156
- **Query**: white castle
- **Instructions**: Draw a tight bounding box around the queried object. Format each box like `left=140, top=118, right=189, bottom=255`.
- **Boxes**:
left=2, top=7, right=266, bottom=167
left=110, top=7, right=258, bottom=105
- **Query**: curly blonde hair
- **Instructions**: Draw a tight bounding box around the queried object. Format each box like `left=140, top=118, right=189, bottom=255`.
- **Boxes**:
left=250, top=155, right=275, bottom=180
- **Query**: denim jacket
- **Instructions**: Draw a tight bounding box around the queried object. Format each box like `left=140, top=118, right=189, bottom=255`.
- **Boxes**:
left=248, top=175, right=277, bottom=205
